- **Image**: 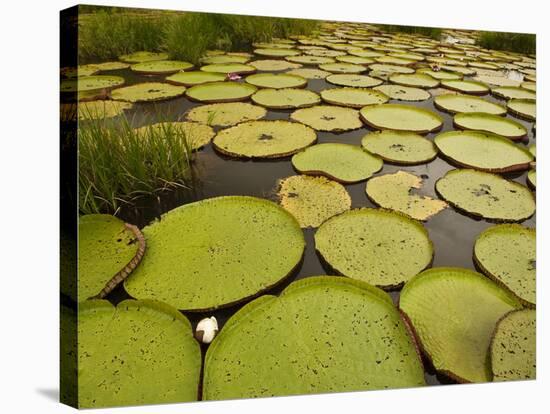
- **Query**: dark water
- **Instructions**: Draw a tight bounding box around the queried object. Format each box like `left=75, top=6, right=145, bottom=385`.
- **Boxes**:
left=83, top=66, right=536, bottom=387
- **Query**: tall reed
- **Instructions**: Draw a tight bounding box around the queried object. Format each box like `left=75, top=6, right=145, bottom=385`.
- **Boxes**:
left=478, top=31, right=535, bottom=55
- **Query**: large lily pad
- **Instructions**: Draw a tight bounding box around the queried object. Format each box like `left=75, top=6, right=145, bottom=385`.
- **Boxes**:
left=125, top=196, right=304, bottom=311
left=203, top=276, right=425, bottom=400
left=366, top=171, right=447, bottom=221
left=286, top=55, right=336, bottom=65
left=441, top=79, right=490, bottom=95
left=336, top=55, right=375, bottom=65
left=249, top=59, right=302, bottom=71
left=361, top=130, right=437, bottom=164
left=200, top=63, right=256, bottom=75
left=492, top=86, right=536, bottom=100
left=254, top=48, right=300, bottom=57
left=368, top=63, right=415, bottom=76
left=315, top=208, right=433, bottom=289
left=60, top=75, right=125, bottom=93
left=201, top=55, right=249, bottom=64
left=287, top=68, right=330, bottom=79
left=417, top=68, right=463, bottom=80
left=186, top=81, right=256, bottom=103
left=454, top=112, right=527, bottom=140
left=507, top=99, right=536, bottom=121
left=399, top=267, right=522, bottom=383
left=135, top=122, right=215, bottom=151
left=389, top=73, right=440, bottom=89
left=326, top=73, right=383, bottom=87
left=527, top=169, right=536, bottom=189
left=165, top=71, right=226, bottom=86
left=252, top=88, right=320, bottom=109
left=213, top=120, right=316, bottom=158
left=119, top=51, right=168, bottom=63
left=320, top=87, right=389, bottom=108
left=373, top=85, right=431, bottom=101
left=186, top=102, right=266, bottom=127
left=245, top=73, right=307, bottom=89
left=434, top=130, right=533, bottom=172
left=474, top=224, right=536, bottom=306
left=292, top=143, right=383, bottom=183
left=90, top=61, right=130, bottom=71
left=77, top=299, right=201, bottom=408
left=375, top=55, right=416, bottom=66
left=434, top=94, right=507, bottom=115
left=435, top=169, right=535, bottom=221
left=77, top=100, right=133, bottom=121
left=291, top=105, right=363, bottom=132
left=277, top=175, right=351, bottom=228
left=110, top=82, right=186, bottom=103
left=318, top=62, right=366, bottom=74
left=130, top=60, right=193, bottom=75
left=490, top=309, right=536, bottom=381
left=360, top=104, right=443, bottom=134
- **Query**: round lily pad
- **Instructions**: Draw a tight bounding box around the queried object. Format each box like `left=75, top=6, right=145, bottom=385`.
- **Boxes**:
left=186, top=102, right=266, bottom=127
left=245, top=73, right=307, bottom=89
left=124, top=196, right=305, bottom=311
left=320, top=87, right=389, bottom=108
left=326, top=73, right=383, bottom=87
left=61, top=65, right=99, bottom=78
left=318, top=62, right=366, bottom=74
left=203, top=276, right=425, bottom=400
left=375, top=55, right=416, bottom=66
left=434, top=94, right=506, bottom=115
left=135, top=121, right=215, bottom=151
left=78, top=215, right=143, bottom=302
left=454, top=112, right=527, bottom=140
left=368, top=64, right=415, bottom=76
left=492, top=86, right=536, bottom=100
left=336, top=55, right=375, bottom=65
left=251, top=88, right=321, bottom=109
left=315, top=208, right=433, bottom=289
left=60, top=75, right=125, bottom=93
left=130, top=60, right=193, bottom=75
left=286, top=55, right=336, bottom=65
left=201, top=55, right=249, bottom=65
left=441, top=79, right=490, bottom=95
left=119, top=51, right=169, bottom=63
left=434, top=130, right=533, bottom=172
left=110, top=82, right=186, bottom=103
left=254, top=48, right=300, bottom=57
left=77, top=100, right=133, bottom=121
left=507, top=99, right=536, bottom=121
left=291, top=105, right=363, bottom=132
left=435, top=169, right=535, bottom=221
left=373, top=85, right=431, bottom=101
left=389, top=73, right=440, bottom=89
left=305, top=49, right=346, bottom=58
left=361, top=130, right=437, bottom=164
left=213, top=120, right=316, bottom=158
left=287, top=68, right=331, bottom=79
left=277, top=175, right=351, bottom=228
left=91, top=61, right=130, bottom=71
left=186, top=81, right=257, bottom=103
left=292, top=143, right=383, bottom=183
left=475, top=224, right=535, bottom=306
left=490, top=309, right=536, bottom=381
left=473, top=74, right=521, bottom=87
left=399, top=267, right=522, bottom=383
left=77, top=299, right=201, bottom=408
left=200, top=63, right=256, bottom=75
left=527, top=169, right=536, bottom=189
left=249, top=59, right=302, bottom=71
left=166, top=71, right=226, bottom=86
left=366, top=171, right=447, bottom=221
left=360, top=104, right=443, bottom=134
left=417, top=68, right=463, bottom=80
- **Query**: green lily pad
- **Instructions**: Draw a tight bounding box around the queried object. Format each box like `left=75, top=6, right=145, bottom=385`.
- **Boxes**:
left=254, top=48, right=300, bottom=57
left=320, top=87, right=389, bottom=108
left=166, top=71, right=226, bottom=86
left=434, top=94, right=506, bottom=115
left=61, top=65, right=100, bottom=78
left=318, top=62, right=366, bottom=74
left=315, top=208, right=433, bottom=289
left=469, top=61, right=500, bottom=70
left=360, top=104, right=443, bottom=134
left=441, top=65, right=476, bottom=76
left=186, top=81, right=257, bottom=103
left=124, top=196, right=305, bottom=311
left=521, top=82, right=536, bottom=92
left=60, top=75, right=125, bottom=93
left=373, top=85, right=431, bottom=101
left=417, top=68, right=463, bottom=80
left=490, top=309, right=536, bottom=381
left=251, top=88, right=321, bottom=109
left=91, top=61, right=130, bottom=71
left=441, top=80, right=490, bottom=95
left=200, top=63, right=256, bottom=75
left=375, top=55, right=416, bottom=66
left=389, top=73, right=440, bottom=88
left=277, top=175, right=351, bottom=228
left=119, top=51, right=169, bottom=63
left=399, top=267, right=522, bottom=383
left=110, top=82, right=186, bottom=103
left=474, top=224, right=535, bottom=306
left=287, top=68, right=331, bottom=79
left=213, top=120, right=316, bottom=158
left=291, top=105, right=363, bottom=132
left=78, top=215, right=143, bottom=302
left=245, top=73, right=307, bottom=89
left=326, top=73, right=383, bottom=87
left=135, top=121, right=215, bottom=151
left=249, top=59, right=302, bottom=71
left=286, top=55, right=336, bottom=65
left=527, top=169, right=536, bottom=189
left=361, top=130, right=437, bottom=164
left=77, top=100, right=133, bottom=121
left=305, top=49, right=347, bottom=58
left=473, top=74, right=521, bottom=87
left=201, top=55, right=249, bottom=64
left=492, top=86, right=536, bottom=100
left=77, top=299, right=201, bottom=408
left=453, top=112, right=527, bottom=140
left=186, top=102, right=266, bottom=127
left=203, top=276, right=425, bottom=400
left=292, top=143, right=383, bottom=183
left=350, top=49, right=384, bottom=58
left=529, top=144, right=536, bottom=157
left=336, top=55, right=375, bottom=65
left=366, top=171, right=448, bottom=221
left=434, top=130, right=533, bottom=172
left=130, top=60, right=193, bottom=75
left=435, top=169, right=535, bottom=221
left=507, top=99, right=536, bottom=121
left=368, top=64, right=415, bottom=76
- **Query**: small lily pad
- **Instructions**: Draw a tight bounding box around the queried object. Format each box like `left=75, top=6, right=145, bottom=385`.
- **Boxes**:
left=200, top=63, right=256, bottom=75
left=245, top=73, right=307, bottom=89
left=186, top=81, right=257, bottom=103
left=130, top=60, right=193, bottom=75
left=326, top=73, right=383, bottom=87
left=507, top=99, right=536, bottom=121
left=434, top=94, right=506, bottom=115
left=453, top=112, right=527, bottom=140
left=287, top=68, right=331, bottom=79
left=252, top=88, right=321, bottom=109
left=249, top=59, right=302, bottom=71
left=360, top=104, right=443, bottom=134
left=492, top=86, right=536, bottom=100
left=166, top=71, right=226, bottom=86
left=119, top=51, right=169, bottom=63
left=77, top=100, right=133, bottom=121
left=361, top=130, right=437, bottom=164
left=110, top=82, right=186, bottom=103
left=320, top=87, right=389, bottom=108
left=318, top=62, right=366, bottom=74
left=291, top=105, right=363, bottom=132
left=373, top=85, right=431, bottom=101
left=441, top=79, right=490, bottom=95
left=389, top=73, right=440, bottom=89
left=186, top=102, right=266, bottom=127
left=135, top=121, right=215, bottom=151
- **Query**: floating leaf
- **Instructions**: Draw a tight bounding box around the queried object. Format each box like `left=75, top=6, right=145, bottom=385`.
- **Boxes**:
left=252, top=88, right=320, bottom=109
left=130, top=60, right=193, bottom=75
left=200, top=63, right=256, bottom=74
left=165, top=71, right=226, bottom=86
left=360, top=104, right=443, bottom=134
left=361, top=130, right=437, bottom=164
left=507, top=99, right=536, bottom=121
left=110, top=82, right=186, bottom=103
left=286, top=55, right=336, bottom=65
left=60, top=75, right=125, bottom=93
left=318, top=62, right=366, bottom=73
left=527, top=169, right=536, bottom=189
left=186, top=102, right=266, bottom=127
left=118, top=51, right=168, bottom=63
left=91, top=61, right=130, bottom=71
left=368, top=63, right=415, bottom=76
left=441, top=79, right=490, bottom=95
left=291, top=105, right=363, bottom=132
left=245, top=73, right=307, bottom=89
left=326, top=73, right=383, bottom=87
left=373, top=85, right=431, bottom=101
left=254, top=48, right=300, bottom=57
left=186, top=81, right=256, bottom=103
left=287, top=68, right=331, bottom=79
left=453, top=112, right=527, bottom=140
left=201, top=55, right=249, bottom=64
left=320, top=87, right=389, bottom=108
left=389, top=73, right=440, bottom=89
left=434, top=94, right=506, bottom=115
left=492, top=86, right=536, bottom=100
left=77, top=100, right=133, bottom=121
left=249, top=59, right=302, bottom=71
left=135, top=121, right=215, bottom=151
left=417, top=68, right=463, bottom=80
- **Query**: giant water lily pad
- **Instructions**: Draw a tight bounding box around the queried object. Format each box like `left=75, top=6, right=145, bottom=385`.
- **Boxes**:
left=135, top=122, right=215, bottom=151
left=527, top=169, right=536, bottom=189
left=366, top=171, right=447, bottom=221
left=78, top=215, right=143, bottom=302
left=291, top=105, right=363, bottom=132
left=249, top=59, right=302, bottom=71
left=287, top=68, right=331, bottom=79
left=251, top=88, right=320, bottom=109
left=435, top=169, right=535, bottom=221
left=320, top=87, right=389, bottom=108
left=315, top=208, right=433, bottom=289
left=375, top=55, right=416, bottom=66
left=77, top=100, right=133, bottom=121
left=434, top=94, right=506, bottom=115
left=454, top=112, right=527, bottom=140
left=318, top=62, right=366, bottom=73
left=119, top=51, right=168, bottom=63
left=166, top=71, right=226, bottom=86
left=201, top=55, right=249, bottom=64
left=361, top=130, right=437, bottom=164
left=111, top=82, right=186, bottom=102
left=89, top=61, right=130, bottom=72
left=507, top=99, right=536, bottom=121
left=186, top=81, right=257, bottom=103
left=130, top=60, right=193, bottom=75
left=399, top=267, right=522, bottom=383
left=60, top=75, right=125, bottom=93
left=389, top=73, right=440, bottom=89
left=277, top=175, right=351, bottom=228
left=292, top=143, right=383, bottom=183
left=254, top=48, right=300, bottom=57
left=336, top=55, right=375, bottom=65
left=360, top=104, right=443, bottom=134
left=245, top=73, right=307, bottom=89
left=417, top=68, right=463, bottom=80
left=441, top=79, right=490, bottom=95
left=286, top=55, right=336, bottom=65
left=492, top=86, right=536, bottom=100
left=490, top=309, right=536, bottom=381
left=474, top=224, right=536, bottom=306
left=186, top=102, right=266, bottom=127
left=368, top=64, right=415, bottom=76
left=373, top=85, right=431, bottom=101
left=203, top=276, right=425, bottom=400
left=200, top=63, right=256, bottom=75
left=326, top=73, right=383, bottom=87
left=213, top=120, right=316, bottom=158
left=125, top=196, right=305, bottom=311
left=77, top=299, right=201, bottom=408
left=434, top=130, right=533, bottom=172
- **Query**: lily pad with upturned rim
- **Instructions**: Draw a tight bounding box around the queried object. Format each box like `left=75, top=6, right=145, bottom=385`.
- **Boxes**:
left=245, top=73, right=307, bottom=89
left=440, top=79, right=490, bottom=95
left=185, top=102, right=266, bottom=127
left=119, top=51, right=169, bottom=63
left=373, top=85, right=431, bottom=101
left=389, top=73, right=440, bottom=89
left=291, top=105, right=363, bottom=132
left=249, top=59, right=303, bottom=71
left=286, top=55, right=336, bottom=65
left=453, top=112, right=527, bottom=140
left=360, top=104, right=443, bottom=134
left=492, top=86, right=536, bottom=100
left=165, top=71, right=226, bottom=86
left=90, top=61, right=130, bottom=72
left=254, top=48, right=300, bottom=57
left=200, top=63, right=256, bottom=75
left=326, top=73, right=383, bottom=88
left=368, top=64, right=415, bottom=76
left=527, top=169, right=536, bottom=189
left=201, top=55, right=250, bottom=65
left=286, top=68, right=331, bottom=79
left=320, top=87, right=389, bottom=108
left=507, top=99, right=536, bottom=121
left=135, top=121, right=215, bottom=151
left=434, top=94, right=506, bottom=115
left=318, top=62, right=367, bottom=74
left=77, top=100, right=133, bottom=121
left=130, top=60, right=193, bottom=75
left=186, top=81, right=257, bottom=103
left=251, top=88, right=320, bottom=109
left=110, top=82, right=186, bottom=103
left=417, top=68, right=463, bottom=80
left=60, top=75, right=125, bottom=93
left=361, top=130, right=437, bottom=165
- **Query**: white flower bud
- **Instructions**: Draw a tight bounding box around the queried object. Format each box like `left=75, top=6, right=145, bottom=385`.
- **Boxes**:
left=195, top=316, right=219, bottom=344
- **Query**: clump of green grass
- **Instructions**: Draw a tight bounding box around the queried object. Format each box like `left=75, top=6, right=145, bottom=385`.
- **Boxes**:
left=377, top=24, right=442, bottom=40
left=478, top=31, right=535, bottom=55
left=78, top=114, right=195, bottom=215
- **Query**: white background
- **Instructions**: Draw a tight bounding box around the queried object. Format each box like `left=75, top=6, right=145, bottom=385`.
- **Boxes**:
left=0, top=0, right=546, bottom=412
